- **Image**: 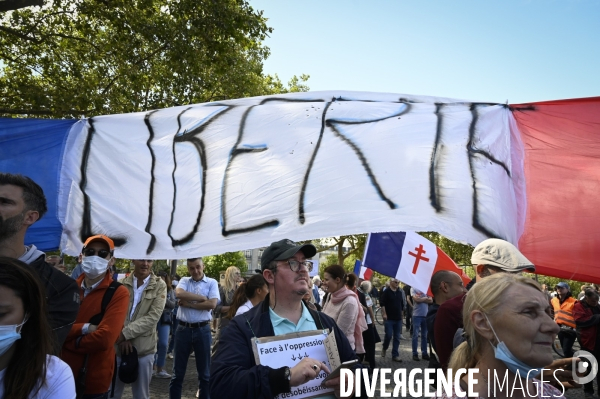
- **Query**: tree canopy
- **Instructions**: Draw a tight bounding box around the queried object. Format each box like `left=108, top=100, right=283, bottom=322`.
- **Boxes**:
left=0, top=0, right=308, bottom=118
left=202, top=251, right=247, bottom=280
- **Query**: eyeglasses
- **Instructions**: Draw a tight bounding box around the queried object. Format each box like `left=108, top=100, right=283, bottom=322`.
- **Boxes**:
left=84, top=248, right=111, bottom=258
left=283, top=260, right=313, bottom=273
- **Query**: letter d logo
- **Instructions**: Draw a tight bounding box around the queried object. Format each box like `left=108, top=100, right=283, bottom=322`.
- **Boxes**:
left=573, top=350, right=598, bottom=384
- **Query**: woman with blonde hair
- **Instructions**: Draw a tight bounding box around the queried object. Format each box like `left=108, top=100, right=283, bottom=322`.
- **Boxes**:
left=433, top=273, right=565, bottom=399
left=214, top=266, right=242, bottom=343
left=302, top=285, right=321, bottom=312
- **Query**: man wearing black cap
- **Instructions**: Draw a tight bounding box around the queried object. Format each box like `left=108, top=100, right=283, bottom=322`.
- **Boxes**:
left=210, top=239, right=362, bottom=399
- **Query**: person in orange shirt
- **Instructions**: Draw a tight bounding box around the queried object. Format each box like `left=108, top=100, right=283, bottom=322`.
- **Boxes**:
left=61, top=235, right=130, bottom=399
left=551, top=282, right=577, bottom=359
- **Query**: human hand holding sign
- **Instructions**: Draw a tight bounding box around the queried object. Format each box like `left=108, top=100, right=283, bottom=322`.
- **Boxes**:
left=289, top=357, right=330, bottom=387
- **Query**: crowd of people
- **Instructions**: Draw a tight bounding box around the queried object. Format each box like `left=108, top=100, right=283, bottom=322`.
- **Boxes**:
left=0, top=171, right=597, bottom=399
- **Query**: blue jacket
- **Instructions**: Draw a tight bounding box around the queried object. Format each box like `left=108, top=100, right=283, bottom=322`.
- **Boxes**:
left=210, top=294, right=360, bottom=398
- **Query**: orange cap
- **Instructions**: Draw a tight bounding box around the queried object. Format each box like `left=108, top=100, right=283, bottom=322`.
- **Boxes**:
left=83, top=235, right=115, bottom=251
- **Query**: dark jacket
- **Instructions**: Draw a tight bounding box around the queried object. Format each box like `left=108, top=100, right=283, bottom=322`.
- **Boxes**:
left=426, top=303, right=440, bottom=353
left=28, top=254, right=80, bottom=352
left=434, top=292, right=466, bottom=370
left=573, top=299, right=600, bottom=351
left=210, top=294, right=361, bottom=399
left=380, top=287, right=404, bottom=320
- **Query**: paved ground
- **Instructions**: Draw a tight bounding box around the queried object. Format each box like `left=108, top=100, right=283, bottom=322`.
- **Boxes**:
left=120, top=323, right=592, bottom=398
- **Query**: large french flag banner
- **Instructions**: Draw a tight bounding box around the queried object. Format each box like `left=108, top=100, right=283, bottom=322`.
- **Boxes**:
left=361, top=231, right=470, bottom=295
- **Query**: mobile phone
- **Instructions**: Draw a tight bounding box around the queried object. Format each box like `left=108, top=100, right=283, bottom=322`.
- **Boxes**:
left=321, top=359, right=358, bottom=385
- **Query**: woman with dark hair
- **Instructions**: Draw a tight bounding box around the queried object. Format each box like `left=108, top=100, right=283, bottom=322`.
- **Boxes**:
left=321, top=265, right=367, bottom=351
left=154, top=271, right=176, bottom=379
left=0, top=257, right=75, bottom=398
left=228, top=274, right=269, bottom=318
left=358, top=280, right=380, bottom=372
left=345, top=273, right=366, bottom=358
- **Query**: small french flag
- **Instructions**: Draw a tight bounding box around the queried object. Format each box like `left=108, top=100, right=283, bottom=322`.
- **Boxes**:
left=360, top=232, right=470, bottom=294
left=353, top=260, right=373, bottom=281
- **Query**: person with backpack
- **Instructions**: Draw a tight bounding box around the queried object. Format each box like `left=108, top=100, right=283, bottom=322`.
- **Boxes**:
left=61, top=235, right=130, bottom=399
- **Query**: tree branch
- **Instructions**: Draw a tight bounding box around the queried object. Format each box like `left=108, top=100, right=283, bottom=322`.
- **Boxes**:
left=0, top=25, right=42, bottom=43
left=101, top=43, right=169, bottom=96
left=46, top=32, right=99, bottom=50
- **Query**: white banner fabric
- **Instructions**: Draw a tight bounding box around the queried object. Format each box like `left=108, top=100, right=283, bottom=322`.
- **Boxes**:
left=58, top=91, right=526, bottom=258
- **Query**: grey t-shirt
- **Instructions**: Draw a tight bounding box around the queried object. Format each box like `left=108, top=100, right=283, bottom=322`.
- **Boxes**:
left=411, top=288, right=430, bottom=317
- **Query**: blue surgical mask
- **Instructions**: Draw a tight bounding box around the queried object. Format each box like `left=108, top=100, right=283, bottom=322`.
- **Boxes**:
left=0, top=315, right=28, bottom=357
left=484, top=314, right=540, bottom=379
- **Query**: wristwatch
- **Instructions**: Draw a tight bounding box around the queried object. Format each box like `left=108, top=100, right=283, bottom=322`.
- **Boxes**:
left=284, top=367, right=291, bottom=382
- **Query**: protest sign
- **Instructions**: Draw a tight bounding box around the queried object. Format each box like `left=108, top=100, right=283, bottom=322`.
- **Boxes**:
left=252, top=329, right=337, bottom=399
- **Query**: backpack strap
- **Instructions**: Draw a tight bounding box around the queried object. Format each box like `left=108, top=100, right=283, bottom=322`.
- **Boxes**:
left=101, top=281, right=122, bottom=317
left=77, top=281, right=122, bottom=398
left=88, top=281, right=122, bottom=325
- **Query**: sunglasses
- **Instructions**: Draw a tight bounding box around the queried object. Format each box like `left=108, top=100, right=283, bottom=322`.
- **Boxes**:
left=83, top=248, right=111, bottom=258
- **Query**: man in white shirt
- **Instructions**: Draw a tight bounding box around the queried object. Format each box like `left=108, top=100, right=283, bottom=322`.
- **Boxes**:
left=169, top=258, right=219, bottom=399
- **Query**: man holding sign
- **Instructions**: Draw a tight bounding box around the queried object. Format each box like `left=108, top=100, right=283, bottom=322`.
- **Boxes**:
left=210, top=239, right=362, bottom=398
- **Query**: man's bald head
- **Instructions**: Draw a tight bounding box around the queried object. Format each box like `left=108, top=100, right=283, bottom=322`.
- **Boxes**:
left=430, top=270, right=465, bottom=304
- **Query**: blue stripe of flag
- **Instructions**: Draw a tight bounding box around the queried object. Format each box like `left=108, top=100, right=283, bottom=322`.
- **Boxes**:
left=362, top=232, right=407, bottom=278
left=0, top=118, right=77, bottom=251
left=353, top=260, right=361, bottom=276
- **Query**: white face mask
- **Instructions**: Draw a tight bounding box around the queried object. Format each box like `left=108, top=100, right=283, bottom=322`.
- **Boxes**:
left=0, top=315, right=28, bottom=357
left=81, top=256, right=109, bottom=279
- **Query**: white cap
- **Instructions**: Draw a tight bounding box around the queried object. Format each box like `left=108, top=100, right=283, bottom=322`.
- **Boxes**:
left=471, top=238, right=535, bottom=272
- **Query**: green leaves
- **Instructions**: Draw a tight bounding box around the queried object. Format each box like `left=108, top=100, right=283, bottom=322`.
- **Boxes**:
left=0, top=0, right=307, bottom=118
left=202, top=251, right=247, bottom=280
